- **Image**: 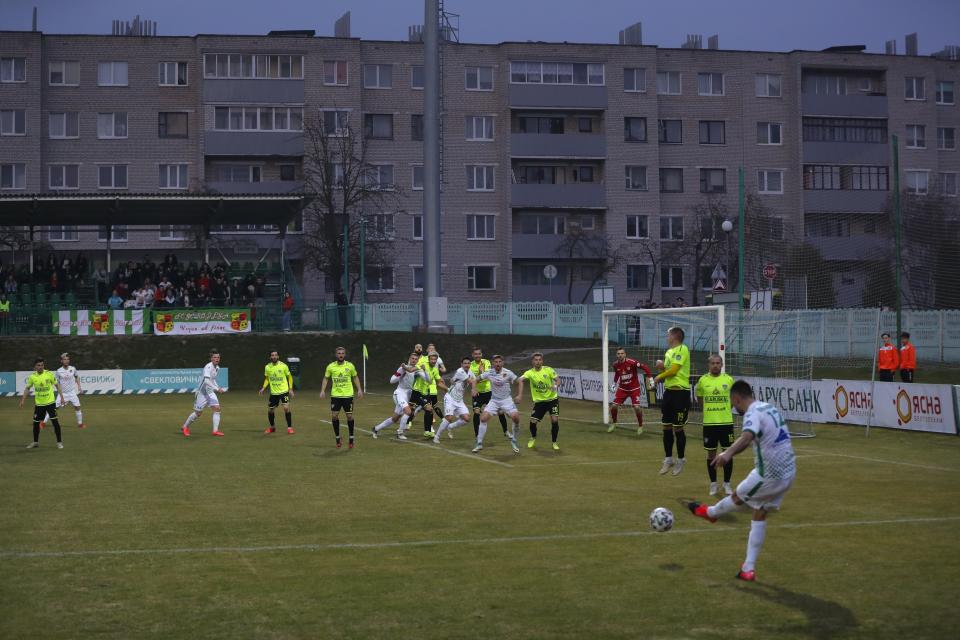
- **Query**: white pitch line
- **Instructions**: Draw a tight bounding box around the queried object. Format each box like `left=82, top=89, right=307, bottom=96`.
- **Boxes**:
left=802, top=449, right=960, bottom=473
left=3, top=515, right=959, bottom=560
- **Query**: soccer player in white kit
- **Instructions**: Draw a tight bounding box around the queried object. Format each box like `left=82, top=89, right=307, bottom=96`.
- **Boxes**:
left=46, top=353, right=85, bottom=429
left=433, top=357, right=477, bottom=443
left=372, top=352, right=428, bottom=440
left=687, top=380, right=797, bottom=581
left=181, top=349, right=226, bottom=437
left=474, top=355, right=521, bottom=454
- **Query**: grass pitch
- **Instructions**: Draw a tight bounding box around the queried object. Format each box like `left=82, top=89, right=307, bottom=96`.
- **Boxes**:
left=1, top=391, right=957, bottom=639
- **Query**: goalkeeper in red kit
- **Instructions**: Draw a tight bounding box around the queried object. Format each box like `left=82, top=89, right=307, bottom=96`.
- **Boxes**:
left=608, top=347, right=653, bottom=435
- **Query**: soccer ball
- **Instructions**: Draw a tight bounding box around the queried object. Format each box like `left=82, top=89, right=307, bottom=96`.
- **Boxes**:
left=649, top=507, right=674, bottom=532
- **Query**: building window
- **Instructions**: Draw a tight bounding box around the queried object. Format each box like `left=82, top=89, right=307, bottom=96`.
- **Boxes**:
left=757, top=169, right=784, bottom=194
left=906, top=124, right=926, bottom=149
left=364, top=266, right=395, bottom=293
left=802, top=117, right=887, bottom=143
left=803, top=165, right=840, bottom=190
left=699, top=168, right=726, bottom=194
left=624, top=67, right=646, bottom=92
left=466, top=115, right=494, bottom=141
left=159, top=164, right=189, bottom=189
left=367, top=214, right=395, bottom=240
left=0, top=57, right=26, bottom=83
left=624, top=117, right=647, bottom=142
left=97, top=61, right=128, bottom=86
left=699, top=120, right=725, bottom=145
left=411, top=164, right=424, bottom=190
left=98, top=226, right=128, bottom=242
left=656, top=71, right=681, bottom=95
left=578, top=117, right=593, bottom=133
left=364, top=165, right=394, bottom=190
left=517, top=116, right=563, bottom=134
left=697, top=72, right=724, bottom=96
left=158, top=61, right=188, bottom=86
left=97, top=112, right=128, bottom=139
left=159, top=226, right=190, bottom=241
left=158, top=112, right=188, bottom=138
left=0, top=109, right=25, bottom=136
left=661, top=266, right=684, bottom=290
left=755, top=73, right=782, bottom=97
left=626, top=215, right=648, bottom=239
left=660, top=216, right=684, bottom=240
left=214, top=165, right=262, bottom=183
left=48, top=112, right=79, bottom=139
left=48, top=226, right=79, bottom=242
left=851, top=166, right=889, bottom=190
left=937, top=127, right=956, bottom=150
left=510, top=61, right=603, bottom=85
left=411, top=64, right=424, bottom=89
left=465, top=65, right=494, bottom=90
left=363, top=113, right=393, bottom=139
left=575, top=167, right=594, bottom=184
left=757, top=122, right=782, bottom=145
left=520, top=214, right=564, bottom=235
left=625, top=166, right=647, bottom=191
left=905, top=170, right=929, bottom=195
left=324, top=60, right=348, bottom=85
left=322, top=110, right=350, bottom=136
left=412, top=266, right=425, bottom=291
left=98, top=165, right=128, bottom=189
left=626, top=265, right=650, bottom=290
left=203, top=54, right=303, bottom=79
left=579, top=214, right=595, bottom=230
left=49, top=61, right=79, bottom=86
left=411, top=214, right=423, bottom=240
left=467, top=214, right=496, bottom=240
left=325, top=163, right=344, bottom=187
left=363, top=64, right=393, bottom=89
left=659, top=168, right=683, bottom=193
left=658, top=119, right=682, bottom=144
left=407, top=114, right=424, bottom=141
left=279, top=164, right=296, bottom=181
left=467, top=266, right=496, bottom=290
left=904, top=76, right=925, bottom=100
left=0, top=164, right=25, bottom=189
left=466, top=165, right=495, bottom=191
left=936, top=80, right=955, bottom=105
left=214, top=106, right=303, bottom=131
left=48, top=164, right=79, bottom=190
left=940, top=172, right=958, bottom=197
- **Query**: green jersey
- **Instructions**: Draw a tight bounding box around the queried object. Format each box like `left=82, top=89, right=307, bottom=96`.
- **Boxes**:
left=522, top=366, right=559, bottom=402
left=470, top=359, right=492, bottom=393
left=324, top=361, right=357, bottom=397
left=264, top=361, right=291, bottom=395
left=413, top=363, right=441, bottom=394
left=26, top=370, right=57, bottom=406
left=417, top=355, right=442, bottom=394
left=695, top=373, right=735, bottom=425
left=663, top=344, right=691, bottom=390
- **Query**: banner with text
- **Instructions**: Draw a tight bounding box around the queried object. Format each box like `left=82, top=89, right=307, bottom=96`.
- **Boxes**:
left=122, top=368, right=230, bottom=393
left=14, top=369, right=123, bottom=394
left=554, top=368, right=583, bottom=400
left=152, top=309, right=251, bottom=336
left=0, top=372, right=15, bottom=396
left=52, top=309, right=145, bottom=335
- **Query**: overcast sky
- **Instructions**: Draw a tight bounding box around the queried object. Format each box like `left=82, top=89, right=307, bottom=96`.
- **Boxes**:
left=2, top=0, right=958, bottom=55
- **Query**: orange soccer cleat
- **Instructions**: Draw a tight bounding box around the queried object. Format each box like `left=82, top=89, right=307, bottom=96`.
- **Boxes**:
left=736, top=569, right=756, bottom=582
left=212, top=430, right=225, bottom=437
left=687, top=501, right=718, bottom=523
left=264, top=427, right=276, bottom=434
left=287, top=427, right=295, bottom=435
left=181, top=426, right=191, bottom=437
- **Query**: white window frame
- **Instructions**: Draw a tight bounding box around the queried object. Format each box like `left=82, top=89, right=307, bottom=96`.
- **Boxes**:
left=411, top=213, right=423, bottom=240
left=97, top=225, right=128, bottom=242
left=49, top=60, right=79, bottom=86
left=48, top=112, right=79, bottom=139
left=159, top=225, right=191, bottom=241
left=625, top=165, right=647, bottom=191
left=97, top=61, right=129, bottom=87
left=660, top=216, right=684, bottom=241
left=626, top=264, right=651, bottom=290
left=365, top=265, right=396, bottom=294
left=466, top=213, right=496, bottom=240
left=758, top=169, right=785, bottom=194
left=323, top=60, right=349, bottom=86
left=905, top=76, right=925, bottom=101
left=367, top=213, right=396, bottom=241
left=905, top=169, right=929, bottom=195
left=411, top=164, right=424, bottom=191
left=697, top=72, right=725, bottom=96
left=321, top=109, right=350, bottom=136
left=757, top=122, right=783, bottom=145
left=660, top=265, right=685, bottom=290
left=624, top=67, right=646, bottom=92
left=0, top=57, right=26, bottom=83
left=755, top=73, right=782, bottom=98
left=411, top=64, right=424, bottom=90
left=363, top=112, right=394, bottom=140
left=626, top=214, right=649, bottom=239
left=48, top=164, right=80, bottom=190
left=940, top=172, right=958, bottom=197
left=465, top=66, right=494, bottom=91
left=466, top=164, right=495, bottom=191
left=936, top=80, right=955, bottom=105
left=97, top=112, right=128, bottom=139
left=937, top=127, right=956, bottom=151
left=362, top=64, right=393, bottom=89
left=159, top=164, right=189, bottom=190
left=214, top=106, right=303, bottom=132
left=906, top=124, right=926, bottom=149
left=0, top=109, right=25, bottom=136
left=47, top=226, right=79, bottom=242
left=97, top=164, right=128, bottom=190
left=465, top=115, right=495, bottom=141
left=202, top=54, right=304, bottom=80
left=365, top=164, right=395, bottom=191
left=656, top=71, right=681, bottom=95
left=467, top=265, right=497, bottom=291
left=158, top=61, right=189, bottom=86
left=0, top=163, right=26, bottom=190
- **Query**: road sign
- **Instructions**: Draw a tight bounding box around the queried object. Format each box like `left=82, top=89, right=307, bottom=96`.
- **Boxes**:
left=543, top=264, right=558, bottom=280
left=713, top=278, right=727, bottom=293
left=762, top=263, right=777, bottom=280
left=711, top=264, right=727, bottom=281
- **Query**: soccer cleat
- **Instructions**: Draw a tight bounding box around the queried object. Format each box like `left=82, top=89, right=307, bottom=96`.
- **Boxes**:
left=552, top=442, right=560, bottom=452
left=26, top=442, right=39, bottom=449
left=736, top=569, right=756, bottom=582
left=471, top=443, right=483, bottom=453
left=527, top=438, right=536, bottom=449
left=336, top=438, right=342, bottom=449
left=287, top=427, right=295, bottom=435
left=432, top=435, right=441, bottom=444
left=348, top=440, right=354, bottom=449
left=78, top=423, right=86, bottom=429
left=607, top=424, right=617, bottom=433
left=371, top=429, right=379, bottom=439
left=212, top=431, right=225, bottom=437
left=671, top=458, right=686, bottom=476
left=39, top=421, right=45, bottom=430
left=423, top=430, right=435, bottom=439
left=503, top=429, right=512, bottom=439
left=636, top=426, right=644, bottom=435
left=181, top=426, right=191, bottom=438
left=264, top=427, right=276, bottom=434
left=56, top=442, right=64, bottom=449
left=396, top=433, right=407, bottom=441
left=447, top=428, right=454, bottom=439
left=709, top=482, right=719, bottom=496
left=687, top=501, right=718, bottom=523
left=658, top=458, right=674, bottom=475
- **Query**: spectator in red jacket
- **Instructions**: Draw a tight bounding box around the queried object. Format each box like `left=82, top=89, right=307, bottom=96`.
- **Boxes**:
left=281, top=291, right=295, bottom=332
left=899, top=332, right=917, bottom=383
left=878, top=333, right=899, bottom=382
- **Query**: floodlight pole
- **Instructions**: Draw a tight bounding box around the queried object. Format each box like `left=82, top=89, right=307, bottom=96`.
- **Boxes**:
left=892, top=134, right=903, bottom=339
left=422, top=0, right=447, bottom=331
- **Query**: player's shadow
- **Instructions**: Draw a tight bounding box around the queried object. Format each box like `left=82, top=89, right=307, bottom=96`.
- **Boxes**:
left=743, top=582, right=858, bottom=639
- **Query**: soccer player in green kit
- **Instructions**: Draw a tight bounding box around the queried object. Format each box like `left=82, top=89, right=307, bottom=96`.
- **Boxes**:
left=20, top=357, right=64, bottom=449
left=694, top=354, right=735, bottom=495
left=516, top=352, right=562, bottom=451
left=320, top=346, right=363, bottom=448
left=653, top=326, right=691, bottom=476
left=260, top=350, right=295, bottom=435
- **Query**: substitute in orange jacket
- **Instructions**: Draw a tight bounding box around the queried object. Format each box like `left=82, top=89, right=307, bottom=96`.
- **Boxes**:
left=899, top=332, right=917, bottom=383
left=877, top=332, right=899, bottom=382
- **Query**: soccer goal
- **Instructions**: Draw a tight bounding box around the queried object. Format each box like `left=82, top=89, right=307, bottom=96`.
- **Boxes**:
left=601, top=305, right=817, bottom=438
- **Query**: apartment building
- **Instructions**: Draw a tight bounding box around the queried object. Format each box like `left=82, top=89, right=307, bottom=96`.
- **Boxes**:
left=1, top=28, right=957, bottom=306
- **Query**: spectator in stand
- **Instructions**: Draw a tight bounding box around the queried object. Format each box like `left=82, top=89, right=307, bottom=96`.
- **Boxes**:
left=197, top=270, right=211, bottom=293
left=0, top=292, right=10, bottom=334
left=158, top=274, right=172, bottom=293
left=877, top=332, right=899, bottom=382
left=107, top=289, right=124, bottom=310
left=195, top=286, right=210, bottom=307
left=164, top=287, right=177, bottom=306
left=899, top=332, right=917, bottom=383
left=282, top=291, right=295, bottom=332
left=4, top=274, right=17, bottom=294
left=143, top=285, right=156, bottom=308
left=254, top=276, right=266, bottom=306
left=75, top=252, right=88, bottom=279
left=210, top=277, right=226, bottom=306
left=93, top=265, right=108, bottom=288
left=50, top=269, right=59, bottom=293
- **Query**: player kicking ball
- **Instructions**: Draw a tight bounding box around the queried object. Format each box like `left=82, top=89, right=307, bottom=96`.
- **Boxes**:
left=372, top=352, right=427, bottom=440
left=433, top=357, right=477, bottom=443
left=687, top=380, right=797, bottom=582
left=21, top=357, right=64, bottom=449
left=516, top=352, right=562, bottom=451
left=474, top=355, right=521, bottom=454
left=320, top=347, right=363, bottom=448
left=608, top=348, right=652, bottom=435
left=181, top=349, right=226, bottom=437
left=260, top=350, right=295, bottom=435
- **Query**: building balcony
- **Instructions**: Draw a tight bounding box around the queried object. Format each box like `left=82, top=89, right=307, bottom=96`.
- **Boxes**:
left=203, top=79, right=304, bottom=103
left=803, top=189, right=890, bottom=213
left=803, top=141, right=890, bottom=165
left=510, top=133, right=606, bottom=158
left=807, top=235, right=892, bottom=261
left=511, top=234, right=571, bottom=259
left=511, top=283, right=594, bottom=304
left=511, top=183, right=606, bottom=209
left=801, top=93, right=887, bottom=118
left=509, top=84, right=608, bottom=110
left=206, top=181, right=304, bottom=194
left=204, top=131, right=304, bottom=156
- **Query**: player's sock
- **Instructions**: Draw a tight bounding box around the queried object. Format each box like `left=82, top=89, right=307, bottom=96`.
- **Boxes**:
left=610, top=406, right=619, bottom=423
left=398, top=414, right=410, bottom=433
left=707, top=496, right=740, bottom=519
left=32, top=422, right=40, bottom=443
left=268, top=411, right=276, bottom=427
left=529, top=422, right=538, bottom=438
left=636, top=412, right=643, bottom=427
left=183, top=412, right=199, bottom=428
left=424, top=411, right=434, bottom=433
left=285, top=412, right=292, bottom=428
left=743, top=520, right=767, bottom=572
left=707, top=459, right=718, bottom=482
left=551, top=421, right=559, bottom=443
left=76, top=409, right=83, bottom=424
left=662, top=427, right=674, bottom=457
left=435, top=419, right=450, bottom=438
left=347, top=419, right=355, bottom=441
left=448, top=418, right=464, bottom=430
left=723, top=460, right=733, bottom=482
left=499, top=414, right=509, bottom=434
left=52, top=419, right=63, bottom=442
left=472, top=412, right=480, bottom=437
left=212, top=412, right=221, bottom=432
left=675, top=428, right=686, bottom=458
left=477, top=421, right=488, bottom=444
left=375, top=417, right=394, bottom=432
left=332, top=418, right=341, bottom=438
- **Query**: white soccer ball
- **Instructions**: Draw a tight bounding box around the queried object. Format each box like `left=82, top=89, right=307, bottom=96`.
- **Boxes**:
left=649, top=507, right=674, bottom=532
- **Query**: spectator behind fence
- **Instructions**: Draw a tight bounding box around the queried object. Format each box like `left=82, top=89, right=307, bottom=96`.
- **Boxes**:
left=282, top=291, right=294, bottom=332
left=0, top=292, right=10, bottom=334
left=107, top=289, right=123, bottom=310
left=899, top=332, right=917, bottom=383
left=877, top=332, right=899, bottom=382
left=4, top=274, right=17, bottom=294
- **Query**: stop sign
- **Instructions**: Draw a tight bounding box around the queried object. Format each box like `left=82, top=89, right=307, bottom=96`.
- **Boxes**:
left=762, top=263, right=777, bottom=280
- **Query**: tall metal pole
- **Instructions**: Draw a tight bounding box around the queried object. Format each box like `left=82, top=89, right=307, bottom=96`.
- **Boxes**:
left=891, top=134, right=903, bottom=339
left=737, top=166, right=745, bottom=309
left=359, top=219, right=366, bottom=330
left=422, top=0, right=446, bottom=331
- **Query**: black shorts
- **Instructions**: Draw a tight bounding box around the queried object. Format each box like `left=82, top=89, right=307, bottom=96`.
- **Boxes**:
left=703, top=424, right=734, bottom=451
left=900, top=369, right=914, bottom=383
left=878, top=370, right=894, bottom=382
left=268, top=393, right=290, bottom=408
left=428, top=393, right=438, bottom=406
left=330, top=397, right=354, bottom=413
left=34, top=403, right=56, bottom=423
left=410, top=390, right=430, bottom=409
left=530, top=398, right=560, bottom=422
left=473, top=390, right=492, bottom=411
left=661, top=388, right=691, bottom=427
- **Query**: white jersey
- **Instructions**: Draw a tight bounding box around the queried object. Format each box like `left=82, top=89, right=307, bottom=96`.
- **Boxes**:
left=742, top=400, right=796, bottom=481
left=447, top=368, right=475, bottom=403
left=197, top=362, right=220, bottom=395
left=481, top=367, right=517, bottom=401
left=55, top=366, right=79, bottom=395
left=391, top=365, right=426, bottom=392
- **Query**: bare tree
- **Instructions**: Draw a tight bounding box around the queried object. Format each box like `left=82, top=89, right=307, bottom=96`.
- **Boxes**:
left=631, top=237, right=687, bottom=304
left=892, top=187, right=960, bottom=309
left=678, top=195, right=728, bottom=305
left=554, top=230, right=634, bottom=304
